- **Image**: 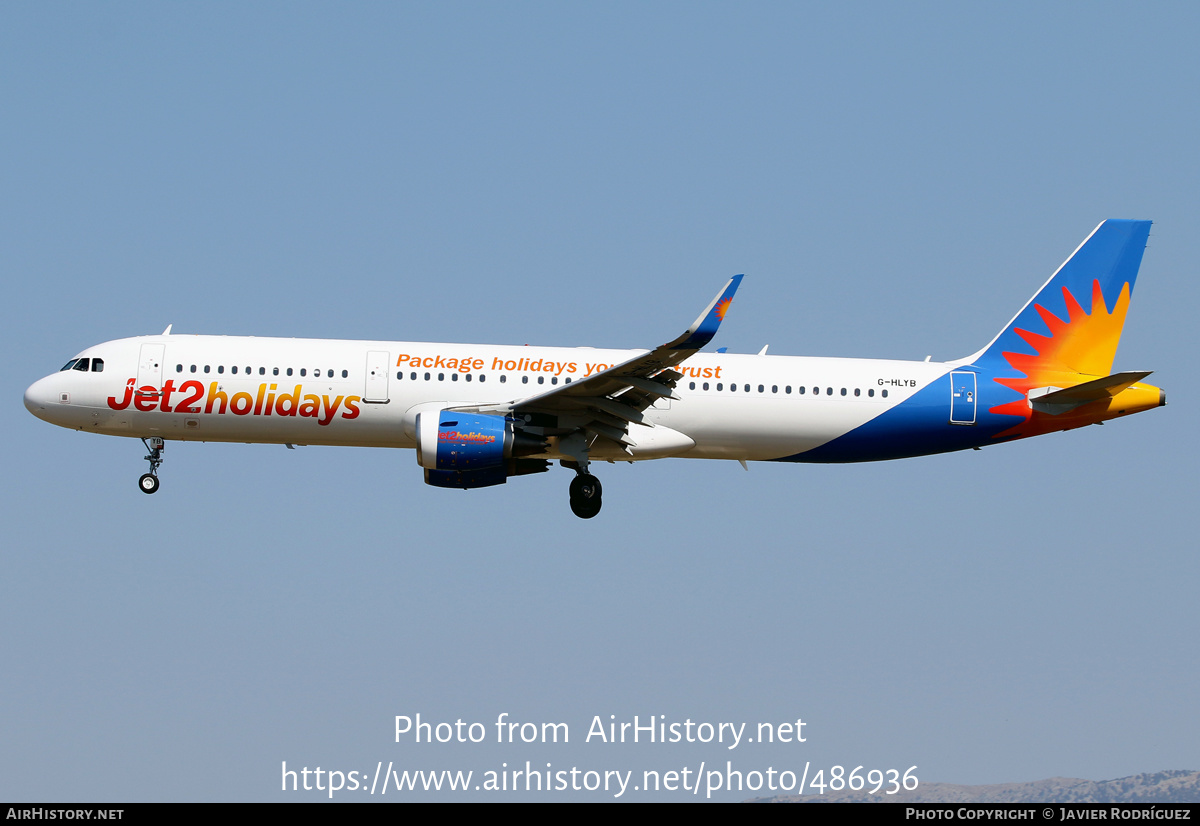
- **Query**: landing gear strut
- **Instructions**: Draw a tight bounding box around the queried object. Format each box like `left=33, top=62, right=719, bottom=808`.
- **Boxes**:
left=559, top=436, right=601, bottom=518
left=569, top=473, right=602, bottom=519
left=139, top=437, right=164, bottom=494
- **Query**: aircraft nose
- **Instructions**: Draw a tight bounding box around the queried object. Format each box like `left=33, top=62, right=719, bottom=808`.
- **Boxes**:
left=24, top=376, right=56, bottom=419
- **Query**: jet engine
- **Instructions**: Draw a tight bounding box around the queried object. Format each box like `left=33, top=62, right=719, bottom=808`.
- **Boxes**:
left=415, top=410, right=548, bottom=489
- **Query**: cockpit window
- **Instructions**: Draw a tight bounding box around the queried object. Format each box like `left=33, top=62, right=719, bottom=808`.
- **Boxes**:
left=60, top=359, right=79, bottom=371
left=91, top=358, right=104, bottom=372
left=73, top=358, right=90, bottom=371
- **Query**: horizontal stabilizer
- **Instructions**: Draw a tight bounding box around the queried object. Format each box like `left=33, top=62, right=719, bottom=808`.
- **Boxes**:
left=1028, top=371, right=1153, bottom=414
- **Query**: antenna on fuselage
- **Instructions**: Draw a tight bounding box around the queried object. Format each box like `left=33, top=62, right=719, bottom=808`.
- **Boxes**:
left=161, top=324, right=173, bottom=336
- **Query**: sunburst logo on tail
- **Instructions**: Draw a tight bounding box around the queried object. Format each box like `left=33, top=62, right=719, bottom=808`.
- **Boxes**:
left=714, top=297, right=732, bottom=321
left=990, top=278, right=1131, bottom=439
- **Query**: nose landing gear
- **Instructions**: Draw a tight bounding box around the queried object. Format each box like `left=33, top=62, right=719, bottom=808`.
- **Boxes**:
left=568, top=472, right=602, bottom=519
left=138, top=437, right=164, bottom=494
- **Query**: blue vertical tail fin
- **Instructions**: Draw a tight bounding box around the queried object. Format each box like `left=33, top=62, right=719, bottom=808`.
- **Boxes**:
left=966, top=219, right=1151, bottom=376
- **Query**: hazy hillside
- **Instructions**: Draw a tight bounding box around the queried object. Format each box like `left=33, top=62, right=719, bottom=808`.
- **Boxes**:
left=759, top=770, right=1200, bottom=803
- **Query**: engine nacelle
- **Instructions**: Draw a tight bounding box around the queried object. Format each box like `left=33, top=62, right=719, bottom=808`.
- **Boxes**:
left=415, top=410, right=548, bottom=489
left=416, top=410, right=508, bottom=471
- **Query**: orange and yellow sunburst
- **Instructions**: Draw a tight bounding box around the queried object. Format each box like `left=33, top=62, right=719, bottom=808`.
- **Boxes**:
left=714, top=297, right=732, bottom=321
left=990, top=279, right=1131, bottom=440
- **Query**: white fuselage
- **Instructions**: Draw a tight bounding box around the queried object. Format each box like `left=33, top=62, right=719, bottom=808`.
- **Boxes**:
left=25, top=334, right=945, bottom=462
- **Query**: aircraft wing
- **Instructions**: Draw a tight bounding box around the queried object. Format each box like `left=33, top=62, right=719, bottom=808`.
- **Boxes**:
left=454, top=275, right=743, bottom=450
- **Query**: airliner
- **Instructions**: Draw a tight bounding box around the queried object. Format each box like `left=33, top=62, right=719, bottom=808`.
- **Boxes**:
left=24, top=220, right=1165, bottom=518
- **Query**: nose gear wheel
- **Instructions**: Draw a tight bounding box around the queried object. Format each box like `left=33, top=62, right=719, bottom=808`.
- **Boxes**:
left=138, top=437, right=165, bottom=494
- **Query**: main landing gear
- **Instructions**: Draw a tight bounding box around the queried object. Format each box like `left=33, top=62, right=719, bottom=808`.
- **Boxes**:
left=559, top=437, right=602, bottom=519
left=138, top=437, right=164, bottom=494
left=569, top=472, right=602, bottom=519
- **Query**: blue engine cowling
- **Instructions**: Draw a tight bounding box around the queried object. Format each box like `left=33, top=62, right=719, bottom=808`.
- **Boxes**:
left=416, top=411, right=548, bottom=489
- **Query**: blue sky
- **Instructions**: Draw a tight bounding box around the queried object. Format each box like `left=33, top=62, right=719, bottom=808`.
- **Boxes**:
left=3, top=2, right=1197, bottom=801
